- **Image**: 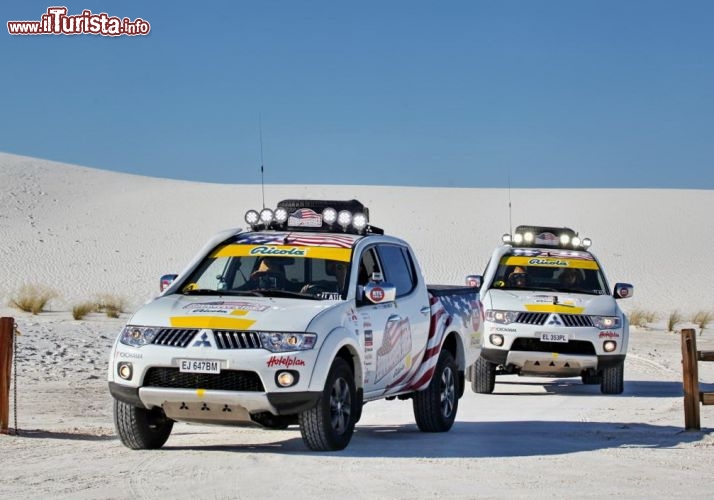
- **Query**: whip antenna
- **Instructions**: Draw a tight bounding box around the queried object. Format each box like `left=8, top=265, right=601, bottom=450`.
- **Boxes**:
left=259, top=114, right=265, bottom=209
left=507, top=172, right=513, bottom=234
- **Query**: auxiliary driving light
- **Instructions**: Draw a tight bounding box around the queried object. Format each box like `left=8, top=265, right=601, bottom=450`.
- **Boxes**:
left=259, top=208, right=274, bottom=225
left=560, top=234, right=571, bottom=245
left=322, top=207, right=337, bottom=225
left=337, top=210, right=352, bottom=230
left=118, top=362, right=133, bottom=380
left=245, top=210, right=260, bottom=226
left=274, top=207, right=288, bottom=224
left=502, top=233, right=512, bottom=243
left=276, top=371, right=299, bottom=387
left=582, top=238, right=592, bottom=248
left=489, top=334, right=504, bottom=347
left=603, top=340, right=617, bottom=352
left=572, top=236, right=581, bottom=247
left=523, top=232, right=534, bottom=243
left=513, top=233, right=524, bottom=244
left=352, top=212, right=367, bottom=231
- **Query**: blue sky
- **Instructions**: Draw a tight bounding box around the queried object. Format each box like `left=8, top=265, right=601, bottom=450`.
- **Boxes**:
left=2, top=1, right=713, bottom=188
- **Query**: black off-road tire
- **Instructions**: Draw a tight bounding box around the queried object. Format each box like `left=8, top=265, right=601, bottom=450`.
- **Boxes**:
left=471, top=356, right=496, bottom=394
left=600, top=361, right=624, bottom=394
left=299, top=358, right=358, bottom=451
left=413, top=350, right=459, bottom=432
left=113, top=399, right=174, bottom=450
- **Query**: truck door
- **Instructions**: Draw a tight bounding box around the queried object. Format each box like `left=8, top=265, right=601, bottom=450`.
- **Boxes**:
left=354, top=246, right=396, bottom=397
left=362, top=244, right=430, bottom=396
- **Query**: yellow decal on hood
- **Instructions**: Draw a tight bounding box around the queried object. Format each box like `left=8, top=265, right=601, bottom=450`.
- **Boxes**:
left=169, top=316, right=256, bottom=329
left=524, top=304, right=586, bottom=314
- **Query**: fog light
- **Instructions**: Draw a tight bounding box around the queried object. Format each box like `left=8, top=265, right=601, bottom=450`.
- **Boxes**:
left=489, top=334, right=504, bottom=346
left=118, top=362, right=133, bottom=380
left=603, top=340, right=617, bottom=352
left=276, top=370, right=299, bottom=387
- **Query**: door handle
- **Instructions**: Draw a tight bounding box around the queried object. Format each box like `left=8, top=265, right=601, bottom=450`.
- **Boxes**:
left=420, top=306, right=430, bottom=316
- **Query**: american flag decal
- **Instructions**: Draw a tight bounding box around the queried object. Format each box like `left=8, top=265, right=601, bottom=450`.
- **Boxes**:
left=288, top=208, right=323, bottom=228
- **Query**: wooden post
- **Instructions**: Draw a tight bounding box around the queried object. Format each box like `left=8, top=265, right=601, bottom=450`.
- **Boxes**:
left=0, top=317, right=14, bottom=434
left=681, top=328, right=701, bottom=431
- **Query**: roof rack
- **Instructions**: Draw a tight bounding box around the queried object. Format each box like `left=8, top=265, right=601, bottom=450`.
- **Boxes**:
left=502, top=225, right=591, bottom=249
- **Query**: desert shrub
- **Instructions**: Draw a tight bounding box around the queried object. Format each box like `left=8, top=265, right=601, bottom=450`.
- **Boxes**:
left=72, top=301, right=96, bottom=320
left=94, top=293, right=126, bottom=318
left=629, top=309, right=658, bottom=329
left=667, top=310, right=683, bottom=333
left=692, top=311, right=714, bottom=335
left=10, top=284, right=58, bottom=314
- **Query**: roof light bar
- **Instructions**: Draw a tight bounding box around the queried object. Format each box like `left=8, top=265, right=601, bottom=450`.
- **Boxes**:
left=242, top=199, right=381, bottom=235
left=502, top=225, right=592, bottom=249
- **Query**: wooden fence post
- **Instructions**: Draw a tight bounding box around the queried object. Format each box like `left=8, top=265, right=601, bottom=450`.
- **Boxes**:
left=681, top=328, right=701, bottom=431
left=0, top=317, right=14, bottom=434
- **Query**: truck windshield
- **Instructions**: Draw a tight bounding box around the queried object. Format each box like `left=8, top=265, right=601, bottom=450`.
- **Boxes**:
left=490, top=253, right=609, bottom=295
left=179, top=243, right=352, bottom=300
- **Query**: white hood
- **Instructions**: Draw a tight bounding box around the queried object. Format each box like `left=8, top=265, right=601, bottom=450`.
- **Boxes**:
left=483, top=289, right=619, bottom=316
left=129, top=294, right=339, bottom=332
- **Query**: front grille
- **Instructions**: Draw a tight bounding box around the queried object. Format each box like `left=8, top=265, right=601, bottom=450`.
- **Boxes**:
left=150, top=328, right=199, bottom=348
left=560, top=314, right=593, bottom=327
left=516, top=312, right=548, bottom=325
left=511, top=338, right=596, bottom=355
left=514, top=313, right=593, bottom=328
left=144, top=367, right=264, bottom=392
left=214, top=330, right=262, bottom=349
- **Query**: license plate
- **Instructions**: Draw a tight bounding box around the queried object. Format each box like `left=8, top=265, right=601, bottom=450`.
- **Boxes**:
left=179, top=359, right=220, bottom=374
left=540, top=332, right=569, bottom=343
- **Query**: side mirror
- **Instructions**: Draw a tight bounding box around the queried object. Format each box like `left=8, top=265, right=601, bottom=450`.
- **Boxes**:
left=614, top=282, right=633, bottom=299
left=160, top=274, right=178, bottom=292
left=465, top=275, right=482, bottom=289
left=363, top=281, right=397, bottom=304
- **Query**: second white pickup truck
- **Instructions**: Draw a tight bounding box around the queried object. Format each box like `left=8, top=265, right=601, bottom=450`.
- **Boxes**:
left=108, top=199, right=483, bottom=451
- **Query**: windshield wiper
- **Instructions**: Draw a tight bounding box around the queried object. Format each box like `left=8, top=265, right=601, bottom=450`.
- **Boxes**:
left=182, top=289, right=264, bottom=297
left=252, top=289, right=322, bottom=300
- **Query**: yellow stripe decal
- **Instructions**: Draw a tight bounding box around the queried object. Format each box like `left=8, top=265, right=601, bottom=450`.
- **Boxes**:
left=212, top=244, right=352, bottom=262
left=502, top=256, right=599, bottom=270
left=169, top=316, right=256, bottom=329
left=524, top=304, right=586, bottom=314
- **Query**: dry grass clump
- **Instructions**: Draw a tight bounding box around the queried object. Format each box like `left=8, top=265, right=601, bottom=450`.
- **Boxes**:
left=95, top=293, right=126, bottom=318
left=667, top=310, right=683, bottom=333
left=10, top=284, right=58, bottom=314
left=72, top=301, right=96, bottom=320
left=692, top=310, right=714, bottom=335
left=629, top=309, right=658, bottom=329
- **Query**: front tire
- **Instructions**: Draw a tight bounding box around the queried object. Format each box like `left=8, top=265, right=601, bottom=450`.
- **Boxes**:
left=413, top=350, right=458, bottom=432
left=113, top=399, right=174, bottom=450
left=299, top=358, right=357, bottom=451
left=471, top=356, right=496, bottom=394
left=600, top=361, right=624, bottom=394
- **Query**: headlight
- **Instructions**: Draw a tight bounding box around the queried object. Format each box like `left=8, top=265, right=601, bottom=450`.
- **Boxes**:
left=485, top=310, right=519, bottom=325
left=119, top=326, right=158, bottom=347
left=591, top=316, right=621, bottom=329
left=259, top=332, right=317, bottom=352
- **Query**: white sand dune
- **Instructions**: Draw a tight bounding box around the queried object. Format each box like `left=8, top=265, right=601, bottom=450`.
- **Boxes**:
left=1, top=152, right=712, bottom=316
left=1, top=152, right=714, bottom=499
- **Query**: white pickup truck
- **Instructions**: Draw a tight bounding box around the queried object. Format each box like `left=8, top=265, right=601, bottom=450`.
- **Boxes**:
left=108, top=199, right=482, bottom=451
left=467, top=225, right=633, bottom=395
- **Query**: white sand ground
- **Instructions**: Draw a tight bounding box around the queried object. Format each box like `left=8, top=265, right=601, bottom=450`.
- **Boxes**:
left=1, top=152, right=714, bottom=499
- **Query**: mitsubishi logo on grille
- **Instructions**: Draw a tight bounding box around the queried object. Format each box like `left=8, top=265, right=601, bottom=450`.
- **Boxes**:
left=547, top=314, right=563, bottom=326
left=193, top=330, right=213, bottom=348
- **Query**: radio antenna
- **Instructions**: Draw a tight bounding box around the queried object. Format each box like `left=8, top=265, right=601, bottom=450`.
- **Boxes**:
left=259, top=113, right=265, bottom=209
left=507, top=172, right=513, bottom=234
